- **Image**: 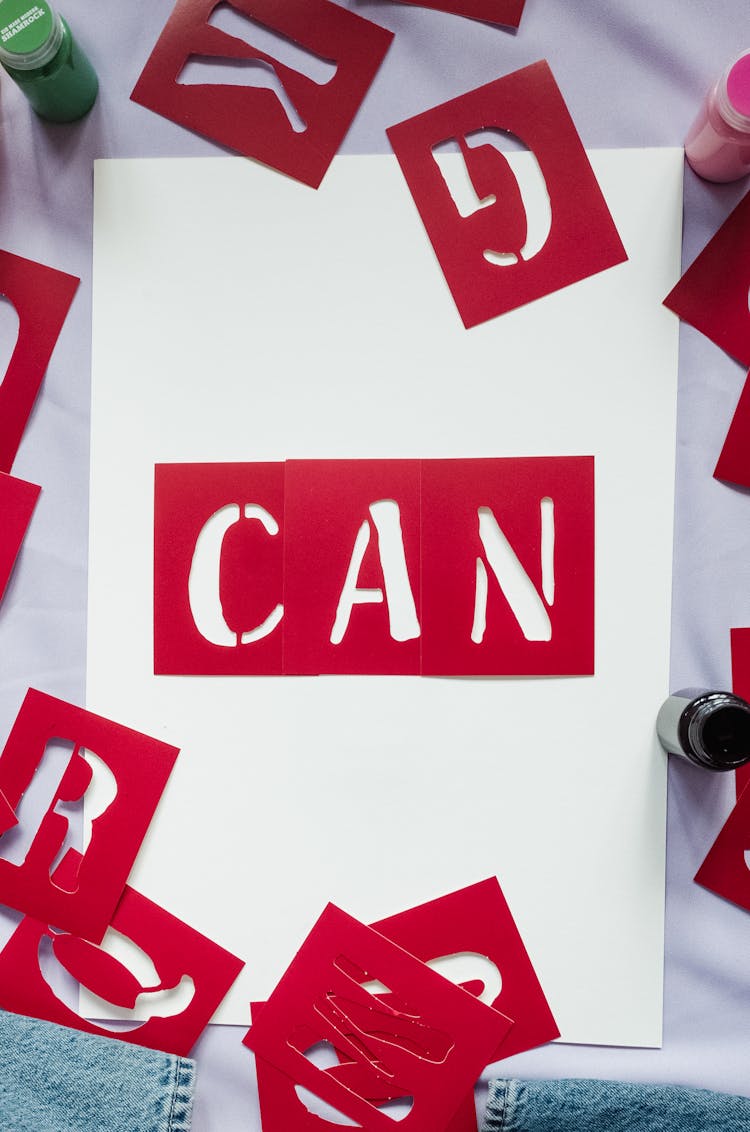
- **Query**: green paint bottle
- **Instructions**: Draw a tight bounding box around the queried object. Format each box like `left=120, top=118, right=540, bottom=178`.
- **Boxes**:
left=0, top=1, right=97, bottom=123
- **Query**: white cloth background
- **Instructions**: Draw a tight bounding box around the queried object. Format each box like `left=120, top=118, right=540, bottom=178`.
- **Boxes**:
left=0, top=2, right=749, bottom=1127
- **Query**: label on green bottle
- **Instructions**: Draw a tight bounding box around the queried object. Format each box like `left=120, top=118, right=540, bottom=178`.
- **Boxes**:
left=0, top=2, right=53, bottom=54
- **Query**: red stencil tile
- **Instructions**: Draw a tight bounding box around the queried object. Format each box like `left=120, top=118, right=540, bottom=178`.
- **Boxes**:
left=0, top=250, right=78, bottom=474
left=664, top=191, right=750, bottom=367
left=131, top=0, right=393, bottom=189
left=715, top=370, right=750, bottom=489
left=381, top=0, right=523, bottom=28
left=0, top=877, right=244, bottom=1057
left=0, top=471, right=40, bottom=604
left=387, top=61, right=627, bottom=328
left=731, top=627, right=750, bottom=799
left=420, top=457, right=594, bottom=676
left=244, top=905, right=511, bottom=1132
left=0, top=689, right=179, bottom=942
left=252, top=999, right=428, bottom=1132
left=154, top=462, right=284, bottom=676
left=694, top=778, right=750, bottom=914
left=253, top=1008, right=480, bottom=1132
left=283, top=460, right=421, bottom=675
left=373, top=878, right=558, bottom=1061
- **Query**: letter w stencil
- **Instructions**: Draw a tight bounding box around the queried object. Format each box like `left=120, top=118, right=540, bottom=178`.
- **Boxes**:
left=244, top=905, right=512, bottom=1132
left=387, top=61, right=627, bottom=328
left=131, top=0, right=393, bottom=188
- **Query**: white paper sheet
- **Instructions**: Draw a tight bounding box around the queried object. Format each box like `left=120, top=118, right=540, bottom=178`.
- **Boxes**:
left=86, top=149, right=682, bottom=1046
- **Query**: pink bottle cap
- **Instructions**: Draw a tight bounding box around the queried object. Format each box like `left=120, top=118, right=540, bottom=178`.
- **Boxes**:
left=719, top=52, right=750, bottom=131
left=727, top=53, right=750, bottom=117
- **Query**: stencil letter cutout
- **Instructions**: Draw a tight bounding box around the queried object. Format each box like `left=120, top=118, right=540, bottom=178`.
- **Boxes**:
left=421, top=457, right=594, bottom=675
left=0, top=471, right=40, bottom=605
left=0, top=877, right=244, bottom=1056
left=283, top=461, right=422, bottom=675
left=0, top=250, right=79, bottom=474
left=664, top=191, right=750, bottom=368
left=252, top=1002, right=482, bottom=1132
left=244, top=904, right=512, bottom=1132
left=331, top=500, right=420, bottom=646
left=131, top=0, right=393, bottom=189
left=372, top=877, right=559, bottom=1060
left=0, top=689, right=179, bottom=942
left=155, top=458, right=594, bottom=675
left=387, top=61, right=627, bottom=328
left=154, top=462, right=284, bottom=675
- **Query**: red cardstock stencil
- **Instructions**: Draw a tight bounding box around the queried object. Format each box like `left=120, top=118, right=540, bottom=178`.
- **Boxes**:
left=731, top=627, right=750, bottom=799
left=694, top=778, right=750, bottom=914
left=420, top=457, right=594, bottom=676
left=664, top=191, right=750, bottom=367
left=0, top=878, right=244, bottom=1056
left=0, top=689, right=179, bottom=942
left=0, top=250, right=79, bottom=474
left=714, top=370, right=750, bottom=489
left=244, top=905, right=512, bottom=1132
left=383, top=0, right=524, bottom=29
left=387, top=61, right=627, bottom=328
left=131, top=0, right=393, bottom=189
left=154, top=462, right=284, bottom=675
left=283, top=460, right=421, bottom=675
left=372, top=877, right=558, bottom=1061
left=252, top=1002, right=480, bottom=1132
left=155, top=457, right=595, bottom=678
left=0, top=472, right=40, bottom=604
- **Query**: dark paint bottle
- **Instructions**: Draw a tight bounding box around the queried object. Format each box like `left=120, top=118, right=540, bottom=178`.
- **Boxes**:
left=0, top=1, right=97, bottom=123
left=656, top=688, right=750, bottom=771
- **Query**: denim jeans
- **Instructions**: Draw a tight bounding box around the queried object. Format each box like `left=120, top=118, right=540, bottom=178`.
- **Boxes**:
left=483, top=1079, right=750, bottom=1131
left=0, top=1009, right=195, bottom=1131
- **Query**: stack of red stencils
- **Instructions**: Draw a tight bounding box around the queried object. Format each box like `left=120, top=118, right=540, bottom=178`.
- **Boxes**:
left=0, top=688, right=244, bottom=1057
left=243, top=879, right=558, bottom=1132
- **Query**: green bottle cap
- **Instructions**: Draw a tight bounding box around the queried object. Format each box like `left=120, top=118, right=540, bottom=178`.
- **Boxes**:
left=0, top=1, right=62, bottom=70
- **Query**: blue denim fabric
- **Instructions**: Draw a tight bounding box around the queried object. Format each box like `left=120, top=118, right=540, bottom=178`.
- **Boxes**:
left=0, top=1009, right=195, bottom=1131
left=483, top=1079, right=750, bottom=1132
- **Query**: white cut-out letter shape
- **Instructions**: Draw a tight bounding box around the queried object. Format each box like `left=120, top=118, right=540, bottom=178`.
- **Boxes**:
left=744, top=849, right=750, bottom=873
left=295, top=1086, right=362, bottom=1126
left=0, top=742, right=117, bottom=887
left=331, top=499, right=420, bottom=645
left=178, top=6, right=337, bottom=134
left=39, top=928, right=194, bottom=1031
left=294, top=1044, right=362, bottom=1126
left=49, top=749, right=118, bottom=891
left=0, top=295, right=20, bottom=392
left=432, top=130, right=552, bottom=266
left=472, top=498, right=554, bottom=644
left=188, top=503, right=283, bottom=647
left=426, top=952, right=502, bottom=1006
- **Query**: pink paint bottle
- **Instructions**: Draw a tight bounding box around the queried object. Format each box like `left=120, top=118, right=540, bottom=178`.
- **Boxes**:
left=685, top=52, right=750, bottom=182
